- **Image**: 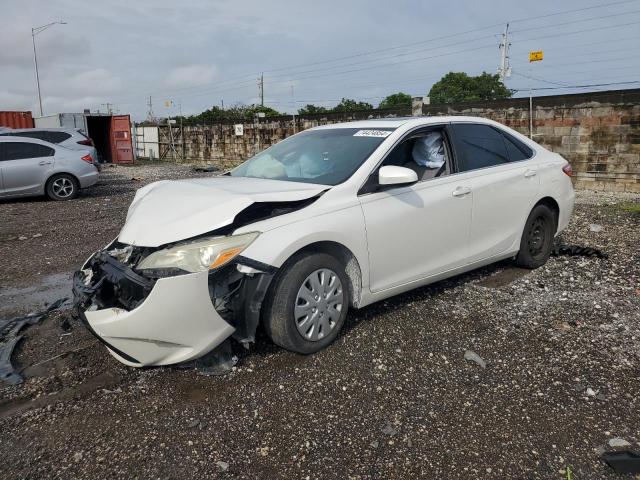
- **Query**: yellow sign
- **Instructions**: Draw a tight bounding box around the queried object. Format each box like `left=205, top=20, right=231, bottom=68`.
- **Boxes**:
left=529, top=50, right=544, bottom=62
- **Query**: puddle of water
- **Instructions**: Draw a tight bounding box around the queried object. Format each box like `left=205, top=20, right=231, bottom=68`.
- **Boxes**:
left=0, top=272, right=72, bottom=317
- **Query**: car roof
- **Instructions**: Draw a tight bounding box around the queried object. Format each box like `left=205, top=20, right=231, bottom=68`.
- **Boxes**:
left=0, top=135, right=60, bottom=146
left=311, top=115, right=506, bottom=130
left=3, top=127, right=81, bottom=133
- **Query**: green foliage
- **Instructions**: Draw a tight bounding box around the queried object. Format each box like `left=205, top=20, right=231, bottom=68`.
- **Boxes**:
left=428, top=72, right=512, bottom=104
left=297, top=104, right=330, bottom=115
left=378, top=92, right=412, bottom=109
left=184, top=104, right=283, bottom=124
left=331, top=98, right=373, bottom=113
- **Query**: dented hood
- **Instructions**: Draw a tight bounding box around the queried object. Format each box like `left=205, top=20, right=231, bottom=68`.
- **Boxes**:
left=118, top=176, right=328, bottom=247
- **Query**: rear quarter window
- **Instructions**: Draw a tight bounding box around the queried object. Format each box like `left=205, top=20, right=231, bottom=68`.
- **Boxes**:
left=501, top=131, right=534, bottom=161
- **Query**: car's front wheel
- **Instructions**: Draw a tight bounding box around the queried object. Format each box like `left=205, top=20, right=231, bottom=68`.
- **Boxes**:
left=515, top=204, right=556, bottom=269
left=46, top=173, right=78, bottom=201
left=263, top=252, right=349, bottom=354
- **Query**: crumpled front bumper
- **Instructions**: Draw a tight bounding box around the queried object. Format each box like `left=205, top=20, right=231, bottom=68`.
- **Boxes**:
left=73, top=254, right=235, bottom=367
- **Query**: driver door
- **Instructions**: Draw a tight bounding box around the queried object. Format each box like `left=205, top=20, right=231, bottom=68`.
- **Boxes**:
left=358, top=126, right=472, bottom=292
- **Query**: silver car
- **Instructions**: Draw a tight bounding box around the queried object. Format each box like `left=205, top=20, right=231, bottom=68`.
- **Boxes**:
left=0, top=136, right=99, bottom=200
left=0, top=127, right=98, bottom=163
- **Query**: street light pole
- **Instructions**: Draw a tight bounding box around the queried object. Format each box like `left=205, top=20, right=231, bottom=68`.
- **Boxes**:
left=31, top=21, right=66, bottom=117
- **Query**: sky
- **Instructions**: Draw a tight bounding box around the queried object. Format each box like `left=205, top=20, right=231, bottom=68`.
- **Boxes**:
left=1, top=0, right=639, bottom=120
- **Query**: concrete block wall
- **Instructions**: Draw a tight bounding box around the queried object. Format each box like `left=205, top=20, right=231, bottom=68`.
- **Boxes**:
left=422, top=89, right=640, bottom=193
left=149, top=89, right=639, bottom=192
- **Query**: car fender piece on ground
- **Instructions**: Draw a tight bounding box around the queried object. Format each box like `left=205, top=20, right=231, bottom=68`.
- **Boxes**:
left=0, top=298, right=68, bottom=385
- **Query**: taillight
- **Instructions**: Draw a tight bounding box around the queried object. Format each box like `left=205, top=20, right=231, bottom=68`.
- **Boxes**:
left=562, top=164, right=573, bottom=177
left=77, top=139, right=93, bottom=146
left=81, top=154, right=93, bottom=163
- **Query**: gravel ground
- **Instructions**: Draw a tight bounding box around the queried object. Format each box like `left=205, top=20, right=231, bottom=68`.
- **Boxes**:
left=0, top=164, right=638, bottom=479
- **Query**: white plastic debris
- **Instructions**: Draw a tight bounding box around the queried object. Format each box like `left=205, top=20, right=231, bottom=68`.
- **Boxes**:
left=464, top=350, right=487, bottom=369
left=608, top=438, right=631, bottom=448
left=589, top=224, right=603, bottom=232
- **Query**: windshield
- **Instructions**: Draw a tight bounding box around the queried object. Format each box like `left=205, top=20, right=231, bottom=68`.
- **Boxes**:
left=230, top=127, right=394, bottom=185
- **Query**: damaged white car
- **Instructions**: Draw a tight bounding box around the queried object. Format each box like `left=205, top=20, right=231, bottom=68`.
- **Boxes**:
left=73, top=117, right=574, bottom=367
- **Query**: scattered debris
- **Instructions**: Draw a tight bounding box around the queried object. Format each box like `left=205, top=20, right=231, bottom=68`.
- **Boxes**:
left=370, top=440, right=379, bottom=448
left=589, top=224, right=603, bottom=232
left=601, top=451, right=640, bottom=474
left=131, top=177, right=142, bottom=182
left=608, top=437, right=631, bottom=448
left=463, top=350, right=487, bottom=369
left=192, top=340, right=238, bottom=376
left=193, top=164, right=219, bottom=172
left=551, top=243, right=608, bottom=259
left=586, top=387, right=596, bottom=397
left=382, top=424, right=398, bottom=436
left=0, top=298, right=68, bottom=385
left=215, top=461, right=229, bottom=471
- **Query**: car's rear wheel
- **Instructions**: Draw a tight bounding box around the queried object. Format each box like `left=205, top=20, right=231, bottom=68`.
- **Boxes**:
left=263, top=252, right=349, bottom=354
left=46, top=174, right=78, bottom=201
left=515, top=204, right=556, bottom=269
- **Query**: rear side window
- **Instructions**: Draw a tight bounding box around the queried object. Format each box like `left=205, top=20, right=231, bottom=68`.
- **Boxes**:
left=451, top=124, right=509, bottom=172
left=501, top=131, right=534, bottom=161
left=1, top=142, right=54, bottom=161
left=45, top=131, right=72, bottom=143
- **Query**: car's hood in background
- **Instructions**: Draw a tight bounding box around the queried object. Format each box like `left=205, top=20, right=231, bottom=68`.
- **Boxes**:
left=118, top=176, right=327, bottom=247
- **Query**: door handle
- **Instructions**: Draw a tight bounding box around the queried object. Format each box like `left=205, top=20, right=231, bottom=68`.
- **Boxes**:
left=38, top=161, right=52, bottom=166
left=524, top=169, right=537, bottom=178
left=452, top=186, right=471, bottom=197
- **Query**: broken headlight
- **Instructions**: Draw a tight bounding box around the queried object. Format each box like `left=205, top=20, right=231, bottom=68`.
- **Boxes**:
left=137, top=232, right=259, bottom=274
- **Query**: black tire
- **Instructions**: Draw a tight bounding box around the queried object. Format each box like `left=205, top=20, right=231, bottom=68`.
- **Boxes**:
left=263, top=252, right=350, bottom=354
left=46, top=173, right=79, bottom=201
left=515, top=204, right=556, bottom=269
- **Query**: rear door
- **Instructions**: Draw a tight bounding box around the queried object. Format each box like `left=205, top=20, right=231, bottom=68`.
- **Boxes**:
left=110, top=115, right=134, bottom=164
left=449, top=123, right=540, bottom=263
left=0, top=141, right=55, bottom=197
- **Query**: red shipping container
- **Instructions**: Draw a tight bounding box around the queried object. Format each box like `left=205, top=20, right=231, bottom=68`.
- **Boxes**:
left=0, top=111, right=34, bottom=129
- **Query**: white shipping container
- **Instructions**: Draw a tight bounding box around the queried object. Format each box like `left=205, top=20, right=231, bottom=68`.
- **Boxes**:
left=34, top=113, right=87, bottom=132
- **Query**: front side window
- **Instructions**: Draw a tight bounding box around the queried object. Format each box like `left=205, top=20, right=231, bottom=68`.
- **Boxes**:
left=451, top=123, right=509, bottom=172
left=380, top=127, right=450, bottom=181
left=230, top=128, right=394, bottom=185
left=1, top=142, right=54, bottom=161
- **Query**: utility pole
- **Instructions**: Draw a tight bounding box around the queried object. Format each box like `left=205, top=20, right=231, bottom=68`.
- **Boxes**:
left=31, top=21, right=66, bottom=117
left=258, top=73, right=264, bottom=106
left=101, top=103, right=114, bottom=115
left=497, top=23, right=512, bottom=83
left=290, top=83, right=296, bottom=133
left=146, top=96, right=156, bottom=122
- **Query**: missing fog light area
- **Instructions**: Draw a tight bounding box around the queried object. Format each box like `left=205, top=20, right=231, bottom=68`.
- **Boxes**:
left=207, top=259, right=276, bottom=346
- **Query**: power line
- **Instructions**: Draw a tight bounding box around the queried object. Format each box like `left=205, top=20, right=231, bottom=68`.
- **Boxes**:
left=110, top=0, right=640, bottom=104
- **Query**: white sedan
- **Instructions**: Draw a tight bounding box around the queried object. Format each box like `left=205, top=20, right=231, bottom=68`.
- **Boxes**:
left=73, top=116, right=574, bottom=367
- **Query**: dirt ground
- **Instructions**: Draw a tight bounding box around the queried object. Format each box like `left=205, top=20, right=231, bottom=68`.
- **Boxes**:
left=0, top=164, right=639, bottom=479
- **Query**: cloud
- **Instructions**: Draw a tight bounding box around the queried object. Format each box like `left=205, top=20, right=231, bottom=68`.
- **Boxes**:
left=164, top=64, right=218, bottom=89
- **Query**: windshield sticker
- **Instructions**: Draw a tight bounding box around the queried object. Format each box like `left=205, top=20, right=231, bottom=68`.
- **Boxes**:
left=353, top=129, right=392, bottom=138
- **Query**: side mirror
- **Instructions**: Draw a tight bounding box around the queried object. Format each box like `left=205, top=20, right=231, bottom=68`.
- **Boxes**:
left=378, top=165, right=418, bottom=186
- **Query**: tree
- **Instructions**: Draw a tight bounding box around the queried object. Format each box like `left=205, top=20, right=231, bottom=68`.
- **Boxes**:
left=331, top=98, right=373, bottom=113
left=297, top=104, right=329, bottom=115
left=428, top=72, right=512, bottom=104
left=184, top=104, right=283, bottom=124
left=378, top=92, right=412, bottom=109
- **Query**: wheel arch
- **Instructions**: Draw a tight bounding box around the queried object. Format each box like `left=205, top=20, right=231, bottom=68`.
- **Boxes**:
left=283, top=241, right=363, bottom=308
left=533, top=196, right=560, bottom=232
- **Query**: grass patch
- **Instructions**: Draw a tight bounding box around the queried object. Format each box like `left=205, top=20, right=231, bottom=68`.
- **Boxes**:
left=616, top=202, right=640, bottom=214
